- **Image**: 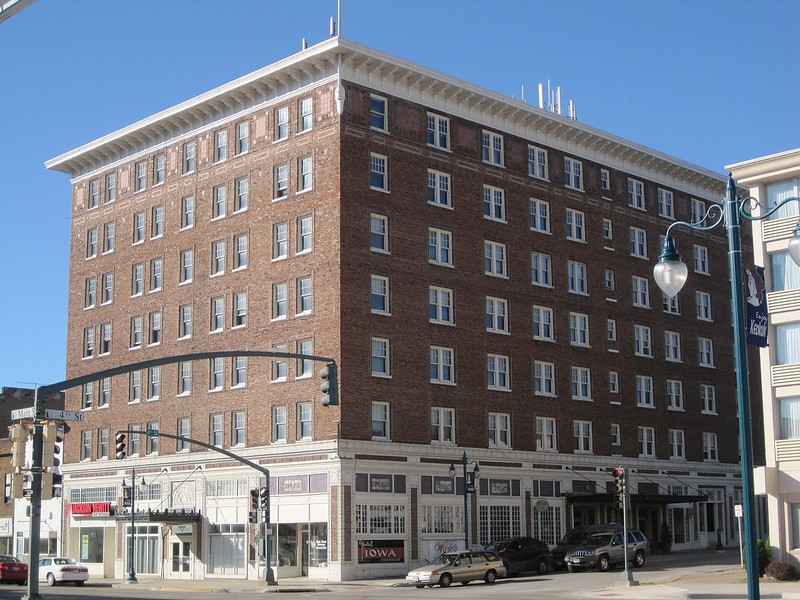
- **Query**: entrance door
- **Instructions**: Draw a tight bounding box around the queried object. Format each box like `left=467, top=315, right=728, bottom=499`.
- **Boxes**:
left=171, top=541, right=192, bottom=579
left=300, top=527, right=309, bottom=576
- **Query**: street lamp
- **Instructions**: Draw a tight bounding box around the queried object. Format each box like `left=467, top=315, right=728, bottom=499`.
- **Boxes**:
left=449, top=451, right=480, bottom=549
left=122, top=471, right=148, bottom=583
left=653, top=173, right=800, bottom=600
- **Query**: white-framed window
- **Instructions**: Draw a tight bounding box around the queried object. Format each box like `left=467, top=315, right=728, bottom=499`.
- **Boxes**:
left=296, top=339, right=313, bottom=379
left=484, top=241, right=507, bottom=277
left=273, top=222, right=288, bottom=260
left=298, top=155, right=313, bottom=192
left=298, top=97, right=313, bottom=132
left=272, top=283, right=287, bottom=320
left=427, top=169, right=451, bottom=208
left=233, top=233, right=248, bottom=270
left=690, top=198, right=706, bottom=223
left=567, top=260, right=588, bottom=294
left=88, top=178, right=99, bottom=208
left=531, top=252, right=552, bottom=287
left=428, top=228, right=452, bottom=266
left=529, top=198, right=550, bottom=232
left=564, top=157, right=583, bottom=190
left=605, top=269, right=615, bottom=291
left=371, top=337, right=390, bottom=377
left=297, top=215, right=313, bottom=254
left=274, top=163, right=289, bottom=200
left=214, top=129, right=227, bottom=162
left=627, top=178, right=645, bottom=210
left=99, top=322, right=111, bottom=354
left=629, top=226, right=648, bottom=258
left=105, top=172, right=116, bottom=203
left=129, top=316, right=142, bottom=348
left=701, top=384, right=717, bottom=414
left=666, top=379, right=684, bottom=411
left=211, top=239, right=225, bottom=276
left=82, top=326, right=94, bottom=358
left=103, top=222, right=115, bottom=254
left=179, top=249, right=193, bottom=284
left=177, top=417, right=190, bottom=450
left=482, top=130, right=504, bottom=166
left=600, top=169, right=610, bottom=191
left=693, top=244, right=710, bottom=274
left=371, top=275, right=390, bottom=315
left=603, top=218, right=613, bottom=241
left=273, top=406, right=287, bottom=442
left=233, top=291, right=247, bottom=328
left=86, top=227, right=98, bottom=259
left=148, top=311, right=161, bottom=345
left=99, top=377, right=110, bottom=407
left=131, top=263, right=144, bottom=296
left=297, top=276, right=313, bottom=315
left=153, top=153, right=165, bottom=186
left=488, top=412, right=510, bottom=448
left=636, top=375, right=654, bottom=408
left=703, top=432, right=718, bottom=461
left=534, top=361, right=555, bottom=396
left=370, top=213, right=389, bottom=253
left=129, top=371, right=142, bottom=402
left=81, top=430, right=92, bottom=461
left=178, top=304, right=192, bottom=339
left=632, top=275, right=650, bottom=307
left=569, top=312, right=590, bottom=347
left=271, top=344, right=288, bottom=382
left=427, top=113, right=450, bottom=150
left=183, top=141, right=196, bottom=174
left=429, top=286, right=454, bottom=325
left=487, top=353, right=510, bottom=391
left=571, top=366, right=591, bottom=400
left=483, top=185, right=506, bottom=222
left=234, top=177, right=249, bottom=212
left=181, top=196, right=195, bottom=229
left=565, top=208, right=585, bottom=242
left=372, top=401, right=390, bottom=439
left=431, top=407, right=455, bottom=444
left=178, top=362, right=192, bottom=395
left=528, top=145, right=548, bottom=180
left=609, top=371, right=619, bottom=394
left=573, top=420, right=593, bottom=453
left=236, top=120, right=249, bottom=154
left=370, top=95, right=387, bottom=131
left=101, top=272, right=113, bottom=304
left=370, top=153, right=388, bottom=191
left=536, top=416, right=557, bottom=452
left=297, top=402, right=312, bottom=439
left=607, top=319, right=617, bottom=342
left=658, top=188, right=674, bottom=218
left=532, top=305, right=554, bottom=341
left=634, top=324, right=652, bottom=357
left=275, top=106, right=289, bottom=141
left=85, top=277, right=97, bottom=309
left=638, top=426, right=655, bottom=457
left=150, top=257, right=163, bottom=291
left=209, top=414, right=223, bottom=446
left=135, top=160, right=146, bottom=192
left=212, top=184, right=226, bottom=220
left=669, top=429, right=685, bottom=459
left=698, top=338, right=715, bottom=367
left=233, top=410, right=246, bottom=446
left=132, top=212, right=145, bottom=244
left=148, top=366, right=161, bottom=400
left=430, top=346, right=455, bottom=384
left=696, top=290, right=712, bottom=321
left=486, top=297, right=508, bottom=334
left=664, top=331, right=682, bottom=362
left=611, top=423, right=621, bottom=447
left=663, top=291, right=680, bottom=315
left=210, top=296, right=225, bottom=332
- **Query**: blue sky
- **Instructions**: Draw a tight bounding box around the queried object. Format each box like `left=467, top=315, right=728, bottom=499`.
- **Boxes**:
left=1, top=0, right=799, bottom=388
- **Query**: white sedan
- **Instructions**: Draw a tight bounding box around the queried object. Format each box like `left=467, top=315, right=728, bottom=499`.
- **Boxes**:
left=38, top=557, right=89, bottom=586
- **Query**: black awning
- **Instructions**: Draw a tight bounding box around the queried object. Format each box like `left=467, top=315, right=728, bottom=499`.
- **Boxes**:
left=564, top=492, right=707, bottom=505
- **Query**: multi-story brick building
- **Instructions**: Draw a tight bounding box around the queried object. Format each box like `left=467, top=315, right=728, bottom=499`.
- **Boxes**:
left=45, top=37, right=764, bottom=582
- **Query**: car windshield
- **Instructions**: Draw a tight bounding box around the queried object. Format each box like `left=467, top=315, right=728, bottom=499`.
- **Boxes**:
left=485, top=541, right=508, bottom=552
left=434, top=553, right=458, bottom=565
left=0, top=556, right=18, bottom=563
left=585, top=534, right=613, bottom=546
left=559, top=531, right=588, bottom=545
left=54, top=559, right=77, bottom=565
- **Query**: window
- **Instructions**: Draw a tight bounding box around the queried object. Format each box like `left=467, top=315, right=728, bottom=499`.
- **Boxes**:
left=148, top=311, right=161, bottom=345
left=150, top=257, right=163, bottom=291
left=370, top=214, right=389, bottom=253
left=129, top=316, right=142, bottom=348
left=569, top=312, right=590, bottom=347
left=486, top=297, right=508, bottom=334
left=609, top=371, right=619, bottom=394
left=371, top=337, right=390, bottom=377
left=272, top=283, right=287, bottom=320
left=233, top=234, right=248, bottom=270
left=634, top=324, right=652, bottom=357
left=101, top=272, right=113, bottom=304
left=135, top=160, right=146, bottom=192
left=571, top=366, right=591, bottom=400
left=275, top=106, right=289, bottom=140
left=536, top=417, right=557, bottom=451
left=214, top=129, right=228, bottom=162
left=371, top=275, right=390, bottom=314
left=632, top=276, right=650, bottom=307
left=573, top=420, right=592, bottom=453
left=430, top=346, right=455, bottom=384
left=129, top=371, right=142, bottom=402
left=776, top=324, right=800, bottom=365
left=431, top=407, right=455, bottom=443
left=178, top=304, right=192, bottom=339
left=693, top=244, right=709, bottom=274
left=103, top=222, right=115, bottom=254
left=86, top=228, right=98, bottom=259
left=232, top=356, right=247, bottom=387
left=212, top=185, right=226, bottom=219
left=153, top=153, right=165, bottom=185
left=148, top=366, right=161, bottom=399
left=210, top=414, right=223, bottom=447
left=489, top=413, right=510, bottom=447
left=567, top=260, right=588, bottom=294
left=372, top=402, right=390, bottom=439
left=297, top=276, right=313, bottom=314
left=82, top=382, right=93, bottom=409
left=236, top=120, right=249, bottom=154
left=605, top=269, right=616, bottom=291
left=564, top=157, right=583, bottom=190
left=429, top=286, right=453, bottom=325
left=211, top=296, right=225, bottom=332
left=428, top=228, right=453, bottom=266
left=294, top=97, right=312, bottom=132
left=482, top=130, right=503, bottom=165
left=296, top=339, right=313, bottom=378
left=565, top=208, right=585, bottom=242
left=532, top=305, right=554, bottom=341
left=81, top=430, right=92, bottom=461
left=636, top=375, right=654, bottom=407
left=209, top=357, right=224, bottom=391
left=88, top=179, right=99, bottom=208
left=85, top=277, right=97, bottom=309
left=531, top=252, right=552, bottom=287
left=183, top=142, right=196, bottom=174
left=701, top=384, right=717, bottom=414
left=779, top=398, right=800, bottom=440
left=638, top=426, right=655, bottom=457
left=274, top=163, right=288, bottom=199
left=179, top=249, right=193, bottom=284
left=663, top=291, right=680, bottom=315
left=427, top=170, right=451, bottom=207
left=178, top=362, right=192, bottom=395
left=233, top=292, right=247, bottom=327
left=664, top=331, right=682, bottom=362
left=234, top=177, right=249, bottom=212
left=272, top=406, right=287, bottom=442
left=298, top=155, right=313, bottom=192
left=600, top=169, right=610, bottom=191
left=272, top=222, right=288, bottom=260
left=483, top=185, right=506, bottom=222
left=629, top=226, right=647, bottom=258
left=181, top=196, right=194, bottom=229
left=99, top=377, right=110, bottom=407
left=690, top=198, right=706, bottom=223
left=370, top=153, right=388, bottom=191
left=607, top=319, right=617, bottom=342
left=131, top=263, right=144, bottom=296
left=627, top=178, right=645, bottom=210
left=129, top=425, right=141, bottom=455
left=484, top=241, right=507, bottom=277
left=427, top=113, right=450, bottom=149
left=487, top=354, right=510, bottom=390
left=698, top=338, right=715, bottom=367
left=771, top=252, right=800, bottom=291
left=133, top=212, right=145, bottom=244
left=271, top=345, right=287, bottom=382
left=177, top=418, right=190, bottom=451
left=669, top=429, right=685, bottom=459
left=297, top=215, right=313, bottom=253
left=233, top=411, right=246, bottom=446
left=666, top=379, right=684, bottom=411
left=611, top=423, right=621, bottom=447
left=529, top=198, right=550, bottom=232
left=370, top=95, right=387, bottom=131
left=603, top=218, right=613, bottom=242
left=696, top=291, right=712, bottom=321
left=297, top=402, right=313, bottom=439
left=528, top=145, right=548, bottom=179
left=534, top=361, right=555, bottom=396
left=658, top=188, right=674, bottom=218
left=211, top=239, right=225, bottom=276
left=703, top=432, right=718, bottom=461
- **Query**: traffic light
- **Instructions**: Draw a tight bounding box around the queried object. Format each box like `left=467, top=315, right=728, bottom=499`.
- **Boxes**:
left=612, top=467, right=626, bottom=505
left=115, top=432, right=127, bottom=459
left=10, top=473, right=24, bottom=500
left=250, top=488, right=259, bottom=510
left=41, top=423, right=63, bottom=468
left=9, top=424, right=27, bottom=469
left=319, top=362, right=338, bottom=406
left=41, top=472, right=54, bottom=501
left=259, top=486, right=269, bottom=509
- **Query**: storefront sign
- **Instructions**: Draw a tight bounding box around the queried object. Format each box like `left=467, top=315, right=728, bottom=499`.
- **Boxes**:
left=69, top=501, right=111, bottom=517
left=0, top=518, right=12, bottom=536
left=357, top=539, right=404, bottom=563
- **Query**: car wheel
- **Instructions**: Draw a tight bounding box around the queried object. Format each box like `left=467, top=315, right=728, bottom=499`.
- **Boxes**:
left=75, top=581, right=85, bottom=587
left=567, top=564, right=577, bottom=573
left=415, top=585, right=425, bottom=589
left=633, top=551, right=645, bottom=568
left=484, top=569, right=497, bottom=584
left=17, top=580, right=26, bottom=586
left=536, top=558, right=548, bottom=575
left=439, top=573, right=452, bottom=588
left=597, top=555, right=611, bottom=572
left=46, top=573, right=57, bottom=586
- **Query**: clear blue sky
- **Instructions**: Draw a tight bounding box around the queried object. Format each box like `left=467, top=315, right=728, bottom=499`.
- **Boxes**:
left=1, top=0, right=798, bottom=388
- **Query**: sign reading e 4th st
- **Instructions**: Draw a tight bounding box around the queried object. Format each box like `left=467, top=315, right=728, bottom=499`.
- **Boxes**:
left=44, top=409, right=84, bottom=422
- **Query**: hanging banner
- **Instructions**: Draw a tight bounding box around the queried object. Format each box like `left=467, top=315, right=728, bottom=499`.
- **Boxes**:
left=745, top=265, right=768, bottom=347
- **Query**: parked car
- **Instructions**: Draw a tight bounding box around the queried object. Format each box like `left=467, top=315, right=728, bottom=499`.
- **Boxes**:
left=565, top=530, right=650, bottom=572
left=406, top=550, right=507, bottom=588
left=0, top=555, right=27, bottom=585
left=551, top=523, right=622, bottom=570
left=38, top=557, right=89, bottom=586
left=485, top=536, right=551, bottom=575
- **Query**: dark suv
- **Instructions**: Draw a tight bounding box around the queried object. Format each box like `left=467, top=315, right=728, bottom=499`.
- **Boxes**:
left=551, top=523, right=622, bottom=570
left=484, top=536, right=551, bottom=575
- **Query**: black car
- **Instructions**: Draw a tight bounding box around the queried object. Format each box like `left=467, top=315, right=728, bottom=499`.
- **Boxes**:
left=484, top=536, right=551, bottom=575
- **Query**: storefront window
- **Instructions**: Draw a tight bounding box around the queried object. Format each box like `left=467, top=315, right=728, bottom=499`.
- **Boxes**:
left=309, top=523, right=327, bottom=567
left=276, top=524, right=297, bottom=566
left=208, top=523, right=245, bottom=575
left=126, top=525, right=159, bottom=574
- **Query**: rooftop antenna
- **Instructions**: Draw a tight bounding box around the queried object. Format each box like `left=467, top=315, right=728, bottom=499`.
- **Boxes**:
left=301, top=37, right=307, bottom=50
left=537, top=79, right=577, bottom=120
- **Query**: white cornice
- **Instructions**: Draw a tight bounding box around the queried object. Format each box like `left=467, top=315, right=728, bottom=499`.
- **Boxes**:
left=726, top=147, right=800, bottom=186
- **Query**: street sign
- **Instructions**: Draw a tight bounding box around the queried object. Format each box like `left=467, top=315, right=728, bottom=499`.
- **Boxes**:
left=146, top=429, right=159, bottom=436
left=11, top=407, right=35, bottom=420
left=44, top=409, right=84, bottom=422
left=735, top=504, right=743, bottom=518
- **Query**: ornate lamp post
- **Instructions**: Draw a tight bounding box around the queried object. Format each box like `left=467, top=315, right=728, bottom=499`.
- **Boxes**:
left=449, top=451, right=480, bottom=550
left=122, top=471, right=148, bottom=583
left=653, top=174, right=800, bottom=600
